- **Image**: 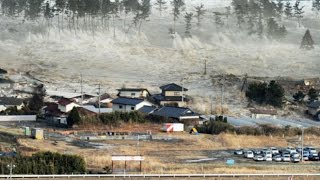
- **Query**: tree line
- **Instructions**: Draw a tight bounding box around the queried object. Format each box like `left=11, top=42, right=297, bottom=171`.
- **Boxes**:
left=0, top=0, right=318, bottom=40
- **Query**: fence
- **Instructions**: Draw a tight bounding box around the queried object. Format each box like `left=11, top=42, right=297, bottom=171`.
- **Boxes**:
left=0, top=173, right=319, bottom=179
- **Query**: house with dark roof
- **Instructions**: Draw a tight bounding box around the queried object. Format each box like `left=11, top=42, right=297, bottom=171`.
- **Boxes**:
left=112, top=97, right=153, bottom=112
left=43, top=102, right=68, bottom=125
left=117, top=88, right=151, bottom=99
left=57, top=98, right=79, bottom=113
left=147, top=106, right=198, bottom=123
left=153, top=83, right=189, bottom=107
left=0, top=97, right=24, bottom=111
left=138, top=106, right=157, bottom=114
left=307, top=101, right=320, bottom=120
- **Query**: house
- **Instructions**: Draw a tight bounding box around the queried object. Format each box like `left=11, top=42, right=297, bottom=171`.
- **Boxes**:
left=43, top=102, right=68, bottom=125
left=112, top=97, right=153, bottom=112
left=0, top=97, right=24, bottom=111
left=151, top=106, right=200, bottom=124
left=138, top=106, right=157, bottom=114
left=117, top=88, right=151, bottom=99
left=57, top=98, right=79, bottom=113
left=307, top=101, right=320, bottom=120
left=250, top=108, right=277, bottom=119
left=153, top=83, right=189, bottom=107
left=79, top=105, right=112, bottom=114
left=0, top=68, right=7, bottom=79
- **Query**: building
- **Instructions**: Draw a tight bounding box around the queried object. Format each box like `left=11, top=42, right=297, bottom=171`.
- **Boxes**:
left=153, top=83, right=189, bottom=107
left=151, top=106, right=199, bottom=124
left=112, top=97, right=153, bottom=112
left=307, top=101, right=320, bottom=120
left=57, top=98, right=79, bottom=113
left=117, top=88, right=151, bottom=99
left=0, top=97, right=24, bottom=111
left=43, top=102, right=68, bottom=125
left=250, top=108, right=277, bottom=119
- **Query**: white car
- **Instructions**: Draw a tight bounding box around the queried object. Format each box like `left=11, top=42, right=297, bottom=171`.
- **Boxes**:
left=286, top=147, right=297, bottom=154
left=254, top=155, right=264, bottom=161
left=270, top=147, right=279, bottom=155
left=244, top=151, right=254, bottom=158
left=273, top=155, right=282, bottom=162
left=264, top=156, right=272, bottom=161
left=291, top=153, right=301, bottom=163
left=282, top=154, right=291, bottom=162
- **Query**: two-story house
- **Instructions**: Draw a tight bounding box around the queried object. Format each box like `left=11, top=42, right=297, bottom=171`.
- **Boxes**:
left=57, top=99, right=79, bottom=113
left=117, top=88, right=151, bottom=99
left=153, top=83, right=189, bottom=107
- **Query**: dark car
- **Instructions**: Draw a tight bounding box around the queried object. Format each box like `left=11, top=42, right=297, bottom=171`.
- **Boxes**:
left=308, top=154, right=320, bottom=161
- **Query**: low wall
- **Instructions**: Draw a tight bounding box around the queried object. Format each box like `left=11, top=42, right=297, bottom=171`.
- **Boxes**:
left=0, top=115, right=37, bottom=122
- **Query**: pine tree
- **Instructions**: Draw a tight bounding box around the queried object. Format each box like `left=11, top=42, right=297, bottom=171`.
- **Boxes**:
left=184, top=12, right=193, bottom=37
left=214, top=12, right=224, bottom=29
left=194, top=3, right=205, bottom=27
left=284, top=1, right=293, bottom=18
left=67, top=107, right=81, bottom=127
left=155, top=0, right=167, bottom=16
left=257, top=13, right=264, bottom=38
left=276, top=0, right=284, bottom=19
left=300, top=29, right=314, bottom=50
left=293, top=0, right=304, bottom=27
left=171, top=0, right=185, bottom=34
left=313, top=0, right=320, bottom=16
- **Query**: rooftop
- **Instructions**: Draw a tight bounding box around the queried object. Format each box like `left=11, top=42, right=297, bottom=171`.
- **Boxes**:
left=58, top=99, right=75, bottom=106
left=0, top=97, right=23, bottom=106
left=117, top=88, right=149, bottom=92
left=112, top=97, right=145, bottom=106
left=138, top=106, right=157, bottom=114
left=152, top=106, right=198, bottom=119
left=160, top=83, right=188, bottom=91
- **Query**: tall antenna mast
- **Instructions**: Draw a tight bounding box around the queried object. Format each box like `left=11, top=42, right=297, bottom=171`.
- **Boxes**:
left=98, top=83, right=101, bottom=115
left=80, top=73, right=83, bottom=105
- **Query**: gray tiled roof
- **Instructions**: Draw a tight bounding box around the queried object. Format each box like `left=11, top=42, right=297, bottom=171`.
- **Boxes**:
left=138, top=106, right=157, bottom=114
left=151, top=106, right=198, bottom=119
left=307, top=101, right=320, bottom=108
left=112, top=97, right=144, bottom=106
left=0, top=97, right=23, bottom=106
left=160, top=83, right=188, bottom=91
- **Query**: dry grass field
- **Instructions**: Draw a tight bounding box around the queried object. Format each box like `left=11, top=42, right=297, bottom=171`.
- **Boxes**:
left=15, top=132, right=320, bottom=174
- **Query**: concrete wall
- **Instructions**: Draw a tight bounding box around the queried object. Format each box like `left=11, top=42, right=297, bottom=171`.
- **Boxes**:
left=0, top=115, right=36, bottom=121
left=119, top=90, right=149, bottom=98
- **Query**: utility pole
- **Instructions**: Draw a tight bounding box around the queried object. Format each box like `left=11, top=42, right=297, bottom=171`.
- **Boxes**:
left=301, top=127, right=304, bottom=163
left=210, top=95, right=213, bottom=115
left=181, top=79, right=184, bottom=105
left=98, top=83, right=101, bottom=115
left=220, top=76, right=225, bottom=116
left=204, top=59, right=207, bottom=75
left=80, top=73, right=83, bottom=105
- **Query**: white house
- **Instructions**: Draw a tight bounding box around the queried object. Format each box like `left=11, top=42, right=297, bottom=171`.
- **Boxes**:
left=112, top=97, right=153, bottom=112
left=0, top=97, right=24, bottom=112
left=57, top=99, right=79, bottom=113
left=250, top=109, right=277, bottom=119
left=117, top=88, right=151, bottom=99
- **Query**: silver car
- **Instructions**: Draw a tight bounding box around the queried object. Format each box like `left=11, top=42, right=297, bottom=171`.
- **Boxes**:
left=273, top=155, right=282, bottom=162
left=282, top=154, right=290, bottom=162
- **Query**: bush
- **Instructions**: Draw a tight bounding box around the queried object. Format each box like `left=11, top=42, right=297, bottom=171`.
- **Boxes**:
left=0, top=151, right=86, bottom=174
left=99, top=111, right=146, bottom=127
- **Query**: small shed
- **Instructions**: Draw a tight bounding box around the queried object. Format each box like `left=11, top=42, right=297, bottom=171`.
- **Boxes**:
left=250, top=109, right=277, bottom=119
left=31, top=128, right=44, bottom=140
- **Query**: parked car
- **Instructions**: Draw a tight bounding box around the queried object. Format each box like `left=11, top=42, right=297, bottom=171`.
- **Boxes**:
left=272, top=155, right=282, bottom=162
left=286, top=147, right=297, bottom=154
left=263, top=151, right=272, bottom=161
left=303, top=151, right=310, bottom=161
left=282, top=154, right=291, bottom=162
left=254, top=155, right=264, bottom=161
left=253, top=149, right=262, bottom=155
left=234, top=149, right=243, bottom=155
left=290, top=153, right=301, bottom=163
left=296, top=147, right=302, bottom=153
left=308, top=153, right=320, bottom=161
left=305, top=147, right=317, bottom=154
left=244, top=151, right=254, bottom=159
left=270, top=147, right=279, bottom=155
